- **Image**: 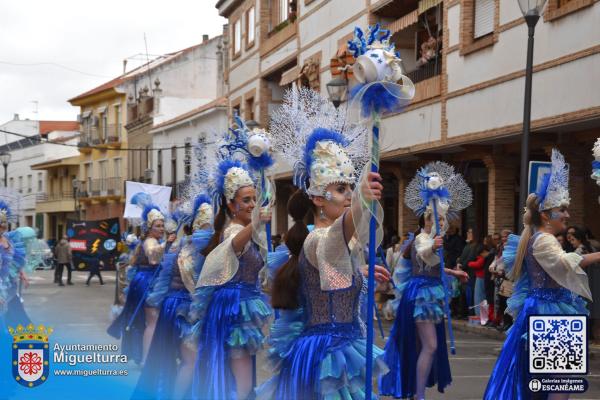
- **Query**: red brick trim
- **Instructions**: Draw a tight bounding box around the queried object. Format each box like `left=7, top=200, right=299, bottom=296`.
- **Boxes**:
left=545, top=0, right=594, bottom=22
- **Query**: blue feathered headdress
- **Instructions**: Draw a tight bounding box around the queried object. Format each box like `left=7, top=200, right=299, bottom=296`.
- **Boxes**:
left=140, top=204, right=165, bottom=231
left=191, top=194, right=212, bottom=224
left=293, top=128, right=352, bottom=195
left=0, top=199, right=12, bottom=223
left=211, top=159, right=254, bottom=205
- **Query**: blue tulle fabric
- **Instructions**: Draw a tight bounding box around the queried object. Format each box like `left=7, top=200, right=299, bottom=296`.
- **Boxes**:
left=0, top=232, right=27, bottom=312
left=258, top=320, right=388, bottom=400
left=483, top=288, right=588, bottom=400
left=146, top=252, right=178, bottom=308
left=379, top=275, right=452, bottom=398
left=132, top=288, right=192, bottom=400
left=191, top=229, right=213, bottom=281
left=350, top=81, right=411, bottom=117
left=192, top=282, right=271, bottom=400
left=265, top=248, right=290, bottom=280
left=107, top=267, right=156, bottom=364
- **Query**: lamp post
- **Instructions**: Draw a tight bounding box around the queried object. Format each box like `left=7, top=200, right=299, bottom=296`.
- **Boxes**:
left=517, top=0, right=547, bottom=229
left=326, top=75, right=349, bottom=109
left=245, top=119, right=260, bottom=130
left=0, top=151, right=11, bottom=187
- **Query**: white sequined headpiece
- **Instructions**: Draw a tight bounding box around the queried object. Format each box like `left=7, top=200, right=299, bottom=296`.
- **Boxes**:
left=193, top=203, right=213, bottom=230
left=146, top=208, right=165, bottom=228
left=537, top=149, right=570, bottom=211
left=223, top=166, right=254, bottom=201
left=270, top=87, right=369, bottom=196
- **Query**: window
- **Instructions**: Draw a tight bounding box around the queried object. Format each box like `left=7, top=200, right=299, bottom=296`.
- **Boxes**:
left=233, top=19, right=242, bottom=55
left=99, top=160, right=108, bottom=192
left=279, top=0, right=290, bottom=23
left=9, top=177, right=13, bottom=188
left=247, top=7, right=255, bottom=45
left=18, top=176, right=23, bottom=193
left=171, top=146, right=177, bottom=186
left=114, top=105, right=121, bottom=140
left=27, top=175, right=32, bottom=193
left=37, top=173, right=43, bottom=192
left=184, top=141, right=192, bottom=178
left=101, top=112, right=108, bottom=142
left=157, top=150, right=163, bottom=185
left=113, top=158, right=122, bottom=178
left=474, top=0, right=495, bottom=39
left=245, top=97, right=255, bottom=121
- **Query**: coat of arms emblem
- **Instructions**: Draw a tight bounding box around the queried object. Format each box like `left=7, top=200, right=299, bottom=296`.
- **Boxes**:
left=9, top=323, right=52, bottom=388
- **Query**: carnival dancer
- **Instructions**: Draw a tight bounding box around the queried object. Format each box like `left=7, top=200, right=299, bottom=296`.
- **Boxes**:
left=107, top=199, right=174, bottom=365
left=189, top=157, right=272, bottom=400
left=133, top=194, right=214, bottom=400
left=484, top=149, right=600, bottom=400
left=256, top=87, right=391, bottom=400
left=379, top=162, right=471, bottom=400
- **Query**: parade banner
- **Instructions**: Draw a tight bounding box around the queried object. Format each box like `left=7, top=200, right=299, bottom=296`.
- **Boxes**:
left=123, top=181, right=171, bottom=220
left=66, top=218, right=121, bottom=271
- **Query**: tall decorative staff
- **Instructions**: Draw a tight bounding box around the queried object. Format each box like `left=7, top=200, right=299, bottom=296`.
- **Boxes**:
left=404, top=162, right=473, bottom=354
left=220, top=114, right=275, bottom=257
left=592, top=138, right=600, bottom=198
left=347, top=23, right=415, bottom=397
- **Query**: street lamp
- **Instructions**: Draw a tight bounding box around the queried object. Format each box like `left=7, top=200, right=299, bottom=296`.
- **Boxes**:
left=517, top=0, right=547, bottom=229
left=326, top=75, right=348, bottom=109
left=245, top=120, right=260, bottom=130
left=0, top=151, right=11, bottom=187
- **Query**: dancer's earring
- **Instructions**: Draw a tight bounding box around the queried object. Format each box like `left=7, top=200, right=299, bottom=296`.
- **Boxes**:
left=319, top=207, right=326, bottom=220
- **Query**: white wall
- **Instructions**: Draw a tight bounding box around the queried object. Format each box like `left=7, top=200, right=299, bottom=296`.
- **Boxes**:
left=4, top=132, right=80, bottom=226
left=151, top=108, right=228, bottom=188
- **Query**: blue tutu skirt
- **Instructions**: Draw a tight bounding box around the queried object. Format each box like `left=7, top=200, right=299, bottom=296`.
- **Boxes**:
left=379, top=275, right=452, bottom=398
left=132, top=288, right=191, bottom=399
left=6, top=294, right=31, bottom=326
left=107, top=268, right=155, bottom=364
left=483, top=287, right=588, bottom=400
left=258, top=321, right=388, bottom=400
left=192, top=282, right=272, bottom=400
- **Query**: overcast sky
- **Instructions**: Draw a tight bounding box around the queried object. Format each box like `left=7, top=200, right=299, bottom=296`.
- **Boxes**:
left=0, top=0, right=227, bottom=124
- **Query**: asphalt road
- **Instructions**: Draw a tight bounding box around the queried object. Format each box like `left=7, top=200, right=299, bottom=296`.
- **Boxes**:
left=16, top=269, right=600, bottom=399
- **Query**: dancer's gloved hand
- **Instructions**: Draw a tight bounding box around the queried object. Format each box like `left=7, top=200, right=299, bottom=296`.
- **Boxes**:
left=361, top=264, right=391, bottom=284
left=361, top=172, right=383, bottom=201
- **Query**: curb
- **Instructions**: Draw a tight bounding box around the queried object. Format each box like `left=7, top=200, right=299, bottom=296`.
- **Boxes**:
left=450, top=320, right=600, bottom=358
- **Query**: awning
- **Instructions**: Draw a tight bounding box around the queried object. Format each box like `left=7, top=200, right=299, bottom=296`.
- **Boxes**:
left=96, top=106, right=107, bottom=114
left=279, top=66, right=300, bottom=87
left=387, top=9, right=419, bottom=34
left=418, top=0, right=443, bottom=14
left=81, top=110, right=92, bottom=119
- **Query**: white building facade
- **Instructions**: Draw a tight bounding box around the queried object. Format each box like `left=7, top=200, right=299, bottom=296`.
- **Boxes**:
left=217, top=0, right=600, bottom=239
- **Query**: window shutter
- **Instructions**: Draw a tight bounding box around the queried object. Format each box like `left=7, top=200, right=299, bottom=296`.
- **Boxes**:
left=474, top=0, right=495, bottom=39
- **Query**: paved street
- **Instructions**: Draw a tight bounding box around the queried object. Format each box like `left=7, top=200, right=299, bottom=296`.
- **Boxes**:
left=15, top=269, right=600, bottom=399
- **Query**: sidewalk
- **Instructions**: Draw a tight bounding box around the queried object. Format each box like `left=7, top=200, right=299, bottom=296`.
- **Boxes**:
left=451, top=319, right=600, bottom=358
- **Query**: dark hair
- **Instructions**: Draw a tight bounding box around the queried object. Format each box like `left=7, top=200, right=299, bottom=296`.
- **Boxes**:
left=202, top=195, right=232, bottom=257
left=271, top=189, right=314, bottom=309
left=569, top=227, right=593, bottom=254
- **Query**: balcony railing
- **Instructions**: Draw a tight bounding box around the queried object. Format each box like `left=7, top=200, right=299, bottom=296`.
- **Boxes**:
left=36, top=191, right=74, bottom=202
left=78, top=177, right=124, bottom=198
left=406, top=60, right=441, bottom=84
left=78, top=124, right=122, bottom=147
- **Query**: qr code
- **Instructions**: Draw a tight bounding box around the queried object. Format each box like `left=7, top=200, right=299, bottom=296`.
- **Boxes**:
left=529, top=315, right=587, bottom=374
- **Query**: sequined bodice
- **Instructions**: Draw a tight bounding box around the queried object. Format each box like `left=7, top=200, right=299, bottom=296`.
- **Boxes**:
left=135, top=243, right=152, bottom=267
left=298, top=250, right=362, bottom=327
left=229, top=243, right=263, bottom=285
left=411, top=241, right=441, bottom=278
left=526, top=232, right=561, bottom=290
